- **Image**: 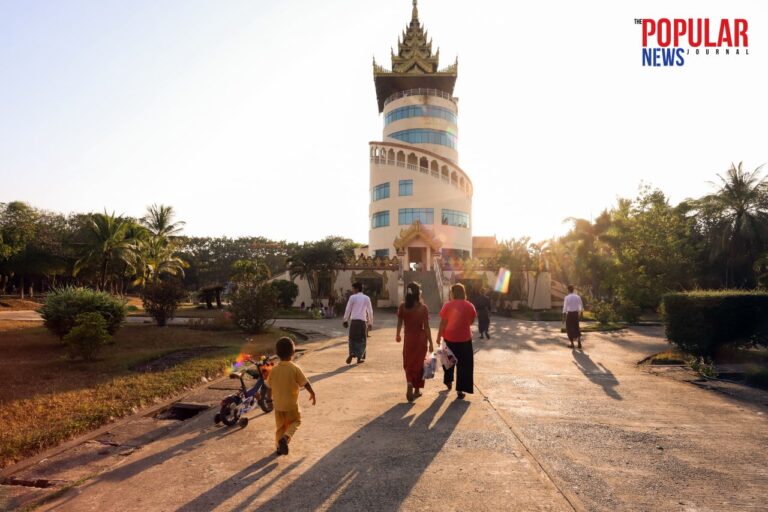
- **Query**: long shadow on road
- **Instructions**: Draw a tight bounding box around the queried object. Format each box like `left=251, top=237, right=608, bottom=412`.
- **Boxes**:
left=572, top=349, right=622, bottom=400
left=246, top=393, right=468, bottom=511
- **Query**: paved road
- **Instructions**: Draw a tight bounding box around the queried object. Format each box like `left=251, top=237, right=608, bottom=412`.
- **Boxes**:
left=25, top=316, right=768, bottom=511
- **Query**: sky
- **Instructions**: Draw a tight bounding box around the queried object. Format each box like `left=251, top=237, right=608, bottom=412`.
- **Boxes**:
left=1, top=0, right=767, bottom=244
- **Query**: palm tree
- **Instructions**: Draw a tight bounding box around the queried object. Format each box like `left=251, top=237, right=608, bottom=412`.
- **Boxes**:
left=694, top=162, right=768, bottom=288
left=133, top=235, right=188, bottom=287
left=142, top=204, right=185, bottom=240
left=288, top=240, right=347, bottom=305
left=74, top=211, right=139, bottom=290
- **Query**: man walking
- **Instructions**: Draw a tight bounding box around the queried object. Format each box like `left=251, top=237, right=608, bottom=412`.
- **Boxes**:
left=562, top=285, right=584, bottom=349
left=343, top=282, right=374, bottom=364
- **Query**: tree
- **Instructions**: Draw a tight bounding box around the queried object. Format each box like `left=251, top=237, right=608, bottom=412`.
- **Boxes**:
left=0, top=201, right=40, bottom=297
left=288, top=239, right=347, bottom=304
left=142, top=204, right=186, bottom=240
left=133, top=235, right=188, bottom=287
left=691, top=162, right=768, bottom=288
left=73, top=212, right=140, bottom=291
left=271, top=279, right=299, bottom=308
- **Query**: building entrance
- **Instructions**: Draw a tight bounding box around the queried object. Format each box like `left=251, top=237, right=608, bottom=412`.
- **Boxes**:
left=408, top=247, right=427, bottom=271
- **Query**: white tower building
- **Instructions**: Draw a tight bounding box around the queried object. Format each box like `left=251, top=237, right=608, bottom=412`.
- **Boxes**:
left=368, top=0, right=473, bottom=271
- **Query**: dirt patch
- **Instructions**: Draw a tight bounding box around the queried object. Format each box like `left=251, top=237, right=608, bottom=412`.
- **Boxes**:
left=133, top=347, right=226, bottom=372
left=0, top=299, right=42, bottom=311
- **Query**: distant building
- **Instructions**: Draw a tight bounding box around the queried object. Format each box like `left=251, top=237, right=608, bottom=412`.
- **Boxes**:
left=368, top=0, right=471, bottom=270
left=472, top=236, right=499, bottom=260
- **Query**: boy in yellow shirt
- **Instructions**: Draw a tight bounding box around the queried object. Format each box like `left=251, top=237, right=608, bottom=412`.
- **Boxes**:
left=267, top=337, right=316, bottom=456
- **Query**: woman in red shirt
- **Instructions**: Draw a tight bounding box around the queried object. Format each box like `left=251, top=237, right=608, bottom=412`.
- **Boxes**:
left=395, top=282, right=434, bottom=402
left=436, top=283, right=477, bottom=399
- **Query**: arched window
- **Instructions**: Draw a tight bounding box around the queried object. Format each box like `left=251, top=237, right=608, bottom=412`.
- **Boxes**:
left=459, top=177, right=465, bottom=188
left=419, top=157, right=429, bottom=172
left=388, top=149, right=395, bottom=163
left=441, top=166, right=449, bottom=182
left=407, top=153, right=418, bottom=170
left=397, top=151, right=406, bottom=167
left=451, top=172, right=458, bottom=185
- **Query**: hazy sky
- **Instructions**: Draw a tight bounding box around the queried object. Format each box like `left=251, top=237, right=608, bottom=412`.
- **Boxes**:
left=1, top=0, right=766, bottom=243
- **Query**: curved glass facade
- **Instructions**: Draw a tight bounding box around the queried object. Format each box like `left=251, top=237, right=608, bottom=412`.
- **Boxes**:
left=389, top=129, right=457, bottom=150
left=385, top=105, right=457, bottom=126
left=372, top=182, right=390, bottom=201
left=441, top=209, right=469, bottom=228
left=398, top=208, right=434, bottom=225
left=371, top=211, right=390, bottom=229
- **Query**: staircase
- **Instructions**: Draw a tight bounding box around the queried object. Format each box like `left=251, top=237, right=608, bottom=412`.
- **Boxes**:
left=402, top=270, right=443, bottom=313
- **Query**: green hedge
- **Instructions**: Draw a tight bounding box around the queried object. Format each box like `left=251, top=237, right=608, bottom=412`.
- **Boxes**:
left=40, top=287, right=127, bottom=339
left=662, top=291, right=768, bottom=358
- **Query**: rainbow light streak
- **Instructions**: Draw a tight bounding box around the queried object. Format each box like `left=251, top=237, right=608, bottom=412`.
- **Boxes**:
left=494, top=268, right=511, bottom=294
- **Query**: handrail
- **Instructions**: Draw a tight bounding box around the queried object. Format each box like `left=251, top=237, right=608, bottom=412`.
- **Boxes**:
left=384, top=88, right=458, bottom=107
left=433, top=256, right=446, bottom=304
left=370, top=155, right=473, bottom=197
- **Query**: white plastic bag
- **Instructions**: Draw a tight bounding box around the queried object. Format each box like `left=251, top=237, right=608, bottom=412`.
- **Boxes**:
left=422, top=352, right=437, bottom=379
left=436, top=341, right=457, bottom=369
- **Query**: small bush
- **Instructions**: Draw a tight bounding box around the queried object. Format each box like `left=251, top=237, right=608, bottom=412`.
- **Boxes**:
left=662, top=290, right=768, bottom=358
left=40, top=287, right=126, bottom=339
left=617, top=300, right=642, bottom=324
left=229, top=284, right=277, bottom=333
left=270, top=280, right=299, bottom=309
left=592, top=300, right=617, bottom=325
left=63, top=312, right=111, bottom=361
left=141, top=280, right=187, bottom=327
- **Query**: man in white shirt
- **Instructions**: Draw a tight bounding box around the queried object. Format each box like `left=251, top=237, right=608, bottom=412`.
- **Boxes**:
left=562, top=285, right=584, bottom=349
left=343, top=282, right=374, bottom=364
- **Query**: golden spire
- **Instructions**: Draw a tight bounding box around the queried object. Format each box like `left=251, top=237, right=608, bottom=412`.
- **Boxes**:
left=412, top=0, right=418, bottom=21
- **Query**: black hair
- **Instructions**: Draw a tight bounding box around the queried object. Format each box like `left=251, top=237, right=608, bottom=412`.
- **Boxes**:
left=405, top=282, right=421, bottom=309
left=276, top=337, right=295, bottom=360
left=352, top=282, right=363, bottom=292
left=567, top=285, right=575, bottom=293
left=450, top=283, right=467, bottom=300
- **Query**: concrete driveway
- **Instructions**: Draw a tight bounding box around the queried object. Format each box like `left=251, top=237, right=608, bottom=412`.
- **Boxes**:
left=20, top=315, right=768, bottom=511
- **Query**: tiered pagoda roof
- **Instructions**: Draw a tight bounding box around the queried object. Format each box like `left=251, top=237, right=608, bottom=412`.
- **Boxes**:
left=373, top=0, right=458, bottom=112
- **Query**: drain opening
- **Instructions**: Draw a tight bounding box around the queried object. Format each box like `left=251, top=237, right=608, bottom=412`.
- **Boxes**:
left=2, top=477, right=63, bottom=489
left=155, top=402, right=209, bottom=421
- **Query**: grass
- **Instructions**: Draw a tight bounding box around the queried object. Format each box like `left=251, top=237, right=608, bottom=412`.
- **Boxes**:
left=0, top=321, right=287, bottom=469
left=642, top=350, right=692, bottom=365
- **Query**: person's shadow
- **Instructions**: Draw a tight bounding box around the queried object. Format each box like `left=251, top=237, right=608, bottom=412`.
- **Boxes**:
left=572, top=349, right=622, bottom=400
left=194, top=394, right=468, bottom=511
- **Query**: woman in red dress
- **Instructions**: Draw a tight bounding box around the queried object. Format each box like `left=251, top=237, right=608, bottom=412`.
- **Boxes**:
left=396, top=282, right=434, bottom=402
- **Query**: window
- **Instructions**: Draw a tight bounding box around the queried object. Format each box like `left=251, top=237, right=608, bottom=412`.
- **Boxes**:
left=399, top=208, right=434, bottom=225
left=389, top=129, right=457, bottom=150
left=399, top=179, right=413, bottom=196
left=385, top=105, right=457, bottom=126
left=371, top=182, right=390, bottom=202
left=373, top=249, right=390, bottom=259
left=371, top=211, right=390, bottom=229
left=441, top=209, right=470, bottom=228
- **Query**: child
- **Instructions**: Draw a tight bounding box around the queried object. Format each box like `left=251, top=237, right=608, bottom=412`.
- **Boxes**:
left=267, top=337, right=316, bottom=456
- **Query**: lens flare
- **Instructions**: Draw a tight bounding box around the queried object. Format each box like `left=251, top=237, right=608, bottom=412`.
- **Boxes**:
left=494, top=268, right=511, bottom=294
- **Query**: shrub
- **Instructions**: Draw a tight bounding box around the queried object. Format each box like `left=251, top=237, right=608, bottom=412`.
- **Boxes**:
left=617, top=300, right=642, bottom=324
left=141, top=280, right=187, bottom=327
left=228, top=284, right=278, bottom=333
left=592, top=300, right=617, bottom=325
left=63, top=312, right=111, bottom=361
left=270, top=280, right=299, bottom=309
left=662, top=290, right=768, bottom=358
left=40, top=287, right=126, bottom=339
